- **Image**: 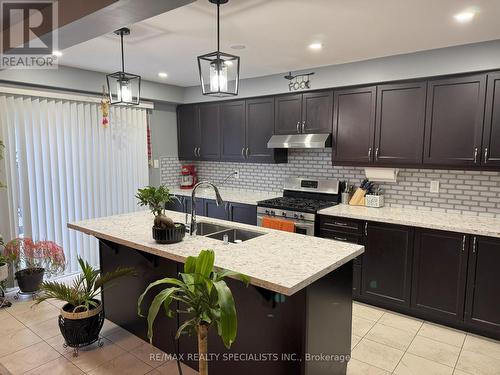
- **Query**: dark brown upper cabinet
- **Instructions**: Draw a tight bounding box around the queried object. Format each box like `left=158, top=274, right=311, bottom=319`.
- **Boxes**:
left=361, top=222, right=413, bottom=308
left=483, top=72, right=500, bottom=167
left=246, top=97, right=287, bottom=163
left=275, top=91, right=333, bottom=135
left=332, top=86, right=376, bottom=165
left=220, top=100, right=246, bottom=162
left=424, top=74, right=487, bottom=167
left=274, top=94, right=302, bottom=135
left=411, top=229, right=468, bottom=322
left=177, top=105, right=200, bottom=160
left=465, top=236, right=500, bottom=333
left=374, top=82, right=426, bottom=166
left=198, top=103, right=220, bottom=161
left=301, top=91, right=333, bottom=133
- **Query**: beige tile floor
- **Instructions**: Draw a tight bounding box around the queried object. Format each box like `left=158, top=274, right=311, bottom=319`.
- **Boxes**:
left=348, top=302, right=500, bottom=375
left=1, top=289, right=499, bottom=375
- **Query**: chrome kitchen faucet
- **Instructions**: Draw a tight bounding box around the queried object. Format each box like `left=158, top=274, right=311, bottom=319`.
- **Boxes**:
left=190, top=181, right=224, bottom=236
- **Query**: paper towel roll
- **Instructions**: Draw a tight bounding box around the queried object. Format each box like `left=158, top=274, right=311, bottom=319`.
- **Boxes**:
left=364, top=168, right=399, bottom=182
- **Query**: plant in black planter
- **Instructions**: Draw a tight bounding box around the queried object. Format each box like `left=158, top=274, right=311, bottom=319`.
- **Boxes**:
left=136, top=185, right=186, bottom=244
left=35, top=257, right=135, bottom=356
left=5, top=238, right=66, bottom=294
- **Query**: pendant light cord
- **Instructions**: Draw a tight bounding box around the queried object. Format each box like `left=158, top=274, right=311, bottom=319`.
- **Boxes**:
left=217, top=2, right=220, bottom=53
left=120, top=30, right=125, bottom=72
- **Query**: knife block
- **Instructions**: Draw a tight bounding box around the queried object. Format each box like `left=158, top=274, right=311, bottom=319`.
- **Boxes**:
left=349, top=188, right=366, bottom=206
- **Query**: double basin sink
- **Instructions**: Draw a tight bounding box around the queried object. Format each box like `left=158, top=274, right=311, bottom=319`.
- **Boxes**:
left=194, top=222, right=265, bottom=243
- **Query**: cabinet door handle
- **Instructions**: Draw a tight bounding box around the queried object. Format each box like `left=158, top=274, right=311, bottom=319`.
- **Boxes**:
left=302, top=121, right=306, bottom=133
left=368, top=148, right=372, bottom=159
left=296, top=122, right=300, bottom=134
left=196, top=147, right=200, bottom=157
left=241, top=147, right=245, bottom=158
left=474, top=147, right=478, bottom=164
left=334, top=236, right=348, bottom=242
left=194, top=147, right=197, bottom=157
left=484, top=148, right=489, bottom=163
left=472, top=236, right=477, bottom=253
left=375, top=147, right=379, bottom=161
left=462, top=235, right=466, bottom=253
left=245, top=147, right=249, bottom=157
left=364, top=222, right=368, bottom=236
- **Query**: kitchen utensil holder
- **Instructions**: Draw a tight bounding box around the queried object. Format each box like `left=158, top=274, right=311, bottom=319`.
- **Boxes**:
left=365, top=194, right=384, bottom=208
left=341, top=192, right=352, bottom=205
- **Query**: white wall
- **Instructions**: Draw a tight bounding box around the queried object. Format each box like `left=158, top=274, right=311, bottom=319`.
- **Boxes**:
left=183, top=40, right=500, bottom=103
left=148, top=103, right=178, bottom=186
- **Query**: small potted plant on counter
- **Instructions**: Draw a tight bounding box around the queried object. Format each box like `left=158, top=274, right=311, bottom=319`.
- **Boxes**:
left=136, top=185, right=186, bottom=244
left=138, top=249, right=249, bottom=375
left=35, top=257, right=135, bottom=356
left=5, top=238, right=66, bottom=294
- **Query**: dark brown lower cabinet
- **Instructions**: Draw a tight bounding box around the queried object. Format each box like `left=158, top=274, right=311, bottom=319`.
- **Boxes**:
left=361, top=222, right=413, bottom=307
left=465, top=236, right=500, bottom=333
left=228, top=202, right=257, bottom=225
left=411, top=229, right=468, bottom=321
left=204, top=199, right=230, bottom=220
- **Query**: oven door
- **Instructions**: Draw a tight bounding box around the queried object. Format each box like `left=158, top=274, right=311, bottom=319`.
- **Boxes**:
left=257, top=214, right=315, bottom=236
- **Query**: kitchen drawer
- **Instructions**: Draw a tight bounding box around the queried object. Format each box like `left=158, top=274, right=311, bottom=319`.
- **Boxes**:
left=318, top=228, right=364, bottom=265
left=319, top=215, right=364, bottom=234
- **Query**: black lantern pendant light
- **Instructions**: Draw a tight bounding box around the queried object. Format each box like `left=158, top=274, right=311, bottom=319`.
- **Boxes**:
left=197, top=0, right=240, bottom=97
left=106, top=27, right=141, bottom=106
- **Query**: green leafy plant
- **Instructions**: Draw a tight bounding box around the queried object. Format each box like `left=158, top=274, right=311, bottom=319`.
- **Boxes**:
left=36, top=257, right=136, bottom=311
left=136, top=185, right=175, bottom=229
left=138, top=249, right=248, bottom=375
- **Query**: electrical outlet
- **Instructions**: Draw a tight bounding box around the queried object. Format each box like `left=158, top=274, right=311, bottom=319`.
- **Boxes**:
left=234, top=170, right=240, bottom=179
left=430, top=180, right=440, bottom=193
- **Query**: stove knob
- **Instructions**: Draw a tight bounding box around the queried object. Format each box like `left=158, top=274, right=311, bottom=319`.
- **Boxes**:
left=282, top=212, right=287, bottom=217
left=270, top=210, right=275, bottom=216
left=293, top=213, right=298, bottom=219
left=265, top=209, right=270, bottom=214
left=299, top=214, right=305, bottom=220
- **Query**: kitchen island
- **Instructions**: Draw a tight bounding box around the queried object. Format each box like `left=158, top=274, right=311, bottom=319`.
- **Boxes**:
left=69, top=210, right=364, bottom=375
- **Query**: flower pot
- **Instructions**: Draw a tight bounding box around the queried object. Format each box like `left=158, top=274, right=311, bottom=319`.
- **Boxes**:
left=0, top=262, right=8, bottom=282
left=152, top=223, right=186, bottom=244
left=58, top=300, right=104, bottom=348
left=15, top=267, right=45, bottom=293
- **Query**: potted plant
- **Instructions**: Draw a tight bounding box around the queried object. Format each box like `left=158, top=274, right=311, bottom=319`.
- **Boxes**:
left=35, top=257, right=135, bottom=355
left=136, top=185, right=186, bottom=244
left=4, top=238, right=66, bottom=293
left=0, top=235, right=9, bottom=283
left=138, top=249, right=248, bottom=375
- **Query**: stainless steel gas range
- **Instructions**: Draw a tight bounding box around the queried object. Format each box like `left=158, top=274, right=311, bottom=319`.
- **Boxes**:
left=256, top=178, right=340, bottom=236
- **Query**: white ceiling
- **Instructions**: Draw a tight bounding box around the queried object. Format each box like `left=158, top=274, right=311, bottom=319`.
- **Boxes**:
left=59, top=0, right=500, bottom=87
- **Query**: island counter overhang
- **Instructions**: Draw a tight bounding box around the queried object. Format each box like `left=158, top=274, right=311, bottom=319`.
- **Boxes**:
left=68, top=210, right=364, bottom=296
left=68, top=210, right=364, bottom=375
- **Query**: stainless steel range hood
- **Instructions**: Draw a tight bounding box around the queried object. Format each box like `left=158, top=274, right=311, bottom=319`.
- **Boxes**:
left=267, top=133, right=332, bottom=149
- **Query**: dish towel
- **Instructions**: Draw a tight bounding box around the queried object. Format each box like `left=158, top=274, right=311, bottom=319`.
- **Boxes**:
left=262, top=216, right=295, bottom=233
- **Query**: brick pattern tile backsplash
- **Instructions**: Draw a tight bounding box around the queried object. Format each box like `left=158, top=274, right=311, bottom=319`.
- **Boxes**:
left=161, top=149, right=500, bottom=218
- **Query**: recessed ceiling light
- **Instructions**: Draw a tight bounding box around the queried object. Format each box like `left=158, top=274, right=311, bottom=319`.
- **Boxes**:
left=308, top=42, right=323, bottom=51
left=158, top=72, right=168, bottom=78
left=454, top=10, right=476, bottom=23
left=52, top=50, right=62, bottom=57
left=230, top=44, right=246, bottom=50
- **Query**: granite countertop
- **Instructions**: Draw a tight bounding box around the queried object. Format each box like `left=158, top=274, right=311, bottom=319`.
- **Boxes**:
left=318, top=205, right=500, bottom=238
left=168, top=187, right=279, bottom=206
left=68, top=210, right=364, bottom=296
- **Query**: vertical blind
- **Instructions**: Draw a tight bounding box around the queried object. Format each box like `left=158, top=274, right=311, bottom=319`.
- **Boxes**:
left=0, top=94, right=149, bottom=272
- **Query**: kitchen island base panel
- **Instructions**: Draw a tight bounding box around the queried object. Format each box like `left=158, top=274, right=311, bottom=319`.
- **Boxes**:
left=99, top=240, right=353, bottom=375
